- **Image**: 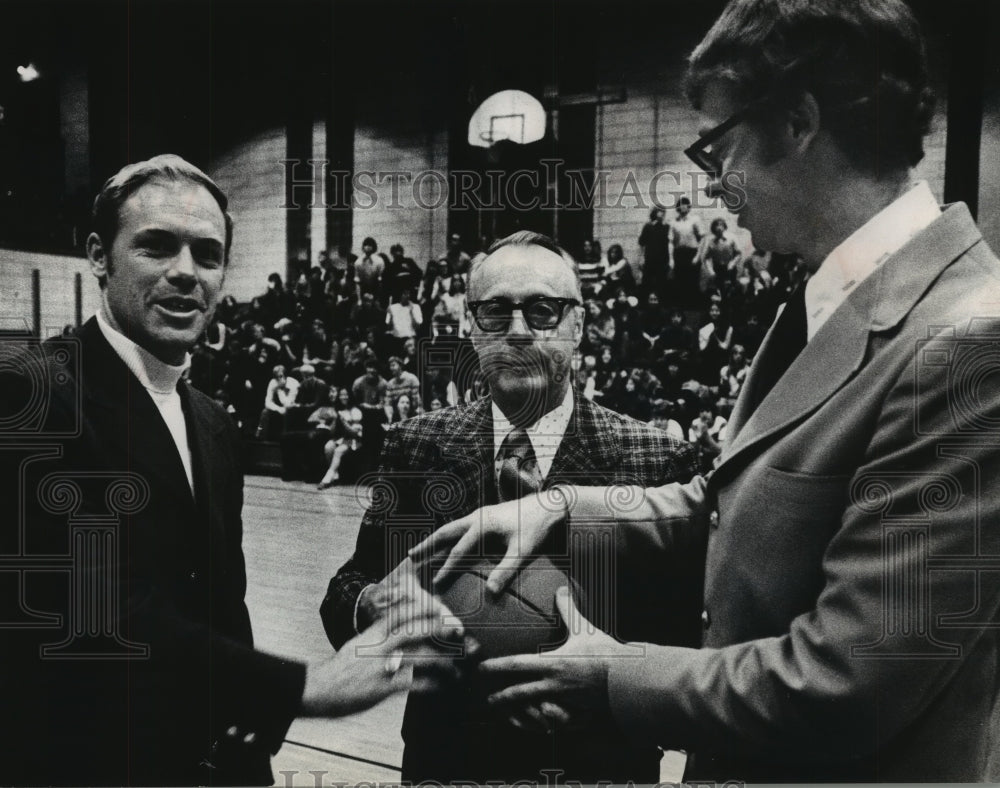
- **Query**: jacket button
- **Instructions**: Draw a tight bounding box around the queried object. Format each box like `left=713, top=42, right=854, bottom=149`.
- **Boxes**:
left=709, top=510, right=719, bottom=528
left=189, top=571, right=198, bottom=580
left=701, top=609, right=711, bottom=629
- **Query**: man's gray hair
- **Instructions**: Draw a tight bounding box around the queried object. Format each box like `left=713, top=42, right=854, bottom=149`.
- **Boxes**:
left=469, top=231, right=581, bottom=300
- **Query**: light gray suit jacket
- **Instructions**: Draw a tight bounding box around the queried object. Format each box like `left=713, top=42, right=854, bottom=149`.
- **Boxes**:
left=575, top=203, right=1000, bottom=780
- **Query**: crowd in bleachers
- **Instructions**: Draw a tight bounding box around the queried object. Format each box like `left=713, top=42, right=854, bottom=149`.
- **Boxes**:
left=186, top=212, right=808, bottom=485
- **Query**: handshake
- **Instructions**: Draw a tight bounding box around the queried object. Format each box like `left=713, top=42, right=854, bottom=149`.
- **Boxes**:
left=313, top=531, right=629, bottom=735
left=300, top=558, right=468, bottom=718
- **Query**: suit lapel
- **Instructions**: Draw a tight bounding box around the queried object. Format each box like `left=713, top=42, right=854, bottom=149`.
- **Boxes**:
left=180, top=382, right=227, bottom=487
left=179, top=382, right=230, bottom=563
left=548, top=397, right=617, bottom=486
left=80, top=320, right=195, bottom=509
left=717, top=203, right=983, bottom=478
left=436, top=398, right=496, bottom=508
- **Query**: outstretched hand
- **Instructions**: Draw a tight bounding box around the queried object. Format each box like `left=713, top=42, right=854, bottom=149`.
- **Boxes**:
left=479, top=587, right=626, bottom=731
left=407, top=488, right=571, bottom=595
left=301, top=563, right=465, bottom=718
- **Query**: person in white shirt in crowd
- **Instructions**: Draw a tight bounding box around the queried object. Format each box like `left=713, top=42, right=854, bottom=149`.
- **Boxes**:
left=386, top=287, right=423, bottom=351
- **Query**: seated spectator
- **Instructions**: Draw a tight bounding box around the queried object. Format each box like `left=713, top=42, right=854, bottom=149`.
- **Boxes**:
left=433, top=277, right=469, bottom=337
left=637, top=291, right=667, bottom=361
left=615, top=371, right=652, bottom=422
left=294, top=363, right=329, bottom=411
left=648, top=400, right=685, bottom=442
left=578, top=239, right=605, bottom=297
left=352, top=358, right=390, bottom=473
left=594, top=345, right=620, bottom=397
left=689, top=401, right=727, bottom=473
left=583, top=299, right=615, bottom=354
left=351, top=291, right=386, bottom=341
left=386, top=288, right=423, bottom=352
left=601, top=243, right=635, bottom=294
left=439, top=232, right=472, bottom=277
left=695, top=217, right=742, bottom=294
left=257, top=364, right=299, bottom=440
left=418, top=258, right=447, bottom=309
left=302, top=318, right=332, bottom=367
left=719, top=344, right=749, bottom=408
left=359, top=327, right=384, bottom=362
left=234, top=324, right=282, bottom=437
left=607, top=286, right=640, bottom=358
left=317, top=388, right=364, bottom=489
left=280, top=386, right=339, bottom=482
left=215, top=294, right=240, bottom=332
left=655, top=353, right=689, bottom=401
left=698, top=301, right=733, bottom=381
left=575, top=353, right=599, bottom=401
left=733, top=310, right=767, bottom=359
left=399, top=336, right=419, bottom=376
left=385, top=355, right=421, bottom=409
left=390, top=393, right=416, bottom=424
left=260, top=272, right=293, bottom=326
left=385, top=244, right=422, bottom=302
left=660, top=308, right=697, bottom=356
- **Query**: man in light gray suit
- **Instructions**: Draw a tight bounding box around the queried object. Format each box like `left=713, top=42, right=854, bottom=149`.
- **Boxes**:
left=415, top=0, right=1000, bottom=781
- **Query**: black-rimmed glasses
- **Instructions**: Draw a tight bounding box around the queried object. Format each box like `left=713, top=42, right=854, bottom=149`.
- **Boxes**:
left=683, top=101, right=764, bottom=180
left=468, top=297, right=580, bottom=332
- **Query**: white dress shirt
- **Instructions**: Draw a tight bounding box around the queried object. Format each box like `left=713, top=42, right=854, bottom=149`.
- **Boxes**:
left=95, top=309, right=195, bottom=494
left=491, top=385, right=574, bottom=483
left=354, top=386, right=575, bottom=634
left=804, top=180, right=940, bottom=341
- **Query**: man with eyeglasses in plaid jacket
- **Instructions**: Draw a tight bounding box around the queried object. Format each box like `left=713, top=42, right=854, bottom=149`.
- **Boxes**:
left=320, top=230, right=699, bottom=785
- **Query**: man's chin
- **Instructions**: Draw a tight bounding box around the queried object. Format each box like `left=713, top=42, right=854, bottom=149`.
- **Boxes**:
left=490, top=377, right=551, bottom=421
left=143, top=325, right=201, bottom=363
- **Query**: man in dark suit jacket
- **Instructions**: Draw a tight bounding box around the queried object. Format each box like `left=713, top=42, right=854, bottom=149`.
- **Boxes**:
left=1, top=155, right=459, bottom=786
left=321, top=231, right=700, bottom=784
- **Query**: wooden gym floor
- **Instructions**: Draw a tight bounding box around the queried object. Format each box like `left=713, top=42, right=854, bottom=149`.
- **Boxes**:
left=241, top=475, right=685, bottom=785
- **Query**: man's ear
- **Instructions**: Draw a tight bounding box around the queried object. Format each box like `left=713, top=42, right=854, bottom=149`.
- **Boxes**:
left=86, top=232, right=110, bottom=283
left=784, top=91, right=821, bottom=156
left=572, top=305, right=585, bottom=348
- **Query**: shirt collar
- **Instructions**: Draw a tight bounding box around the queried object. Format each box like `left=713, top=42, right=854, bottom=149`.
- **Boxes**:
left=96, top=307, right=190, bottom=395
left=804, top=180, right=940, bottom=341
left=492, top=386, right=574, bottom=480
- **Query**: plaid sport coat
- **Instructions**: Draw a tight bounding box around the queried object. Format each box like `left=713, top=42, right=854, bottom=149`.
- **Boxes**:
left=319, top=394, right=701, bottom=784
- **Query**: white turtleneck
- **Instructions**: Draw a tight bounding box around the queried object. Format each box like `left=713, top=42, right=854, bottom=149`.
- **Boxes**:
left=95, top=309, right=195, bottom=494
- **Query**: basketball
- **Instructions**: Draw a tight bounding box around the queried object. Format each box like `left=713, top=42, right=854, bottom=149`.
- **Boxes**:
left=433, top=555, right=584, bottom=660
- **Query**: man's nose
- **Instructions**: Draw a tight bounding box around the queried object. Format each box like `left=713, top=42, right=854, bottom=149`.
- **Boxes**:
left=505, top=308, right=534, bottom=341
left=166, top=246, right=197, bottom=281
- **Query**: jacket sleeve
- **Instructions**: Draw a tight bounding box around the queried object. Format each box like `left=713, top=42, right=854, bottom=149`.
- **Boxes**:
left=129, top=414, right=306, bottom=760
left=320, top=424, right=408, bottom=649
left=603, top=337, right=1000, bottom=765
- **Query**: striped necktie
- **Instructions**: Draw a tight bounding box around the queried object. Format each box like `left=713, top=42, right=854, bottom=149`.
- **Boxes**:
left=496, top=428, right=542, bottom=502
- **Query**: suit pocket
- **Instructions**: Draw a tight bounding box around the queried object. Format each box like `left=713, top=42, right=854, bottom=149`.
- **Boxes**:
left=708, top=466, right=852, bottom=638
left=763, top=466, right=852, bottom=513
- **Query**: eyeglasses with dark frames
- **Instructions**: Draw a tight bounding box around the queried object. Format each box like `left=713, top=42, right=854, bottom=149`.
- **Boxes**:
left=468, top=296, right=580, bottom=332
left=684, top=99, right=768, bottom=180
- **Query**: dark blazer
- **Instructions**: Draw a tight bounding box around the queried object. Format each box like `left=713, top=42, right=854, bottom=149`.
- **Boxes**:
left=590, top=203, right=1000, bottom=780
left=1, top=318, right=305, bottom=786
left=321, top=395, right=700, bottom=784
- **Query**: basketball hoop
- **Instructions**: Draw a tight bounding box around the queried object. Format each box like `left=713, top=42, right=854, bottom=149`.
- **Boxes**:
left=468, top=90, right=545, bottom=149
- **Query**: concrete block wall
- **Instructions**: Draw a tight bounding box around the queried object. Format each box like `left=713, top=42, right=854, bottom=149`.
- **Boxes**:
left=352, top=125, right=450, bottom=269
left=209, top=128, right=289, bottom=304
left=0, top=249, right=101, bottom=337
